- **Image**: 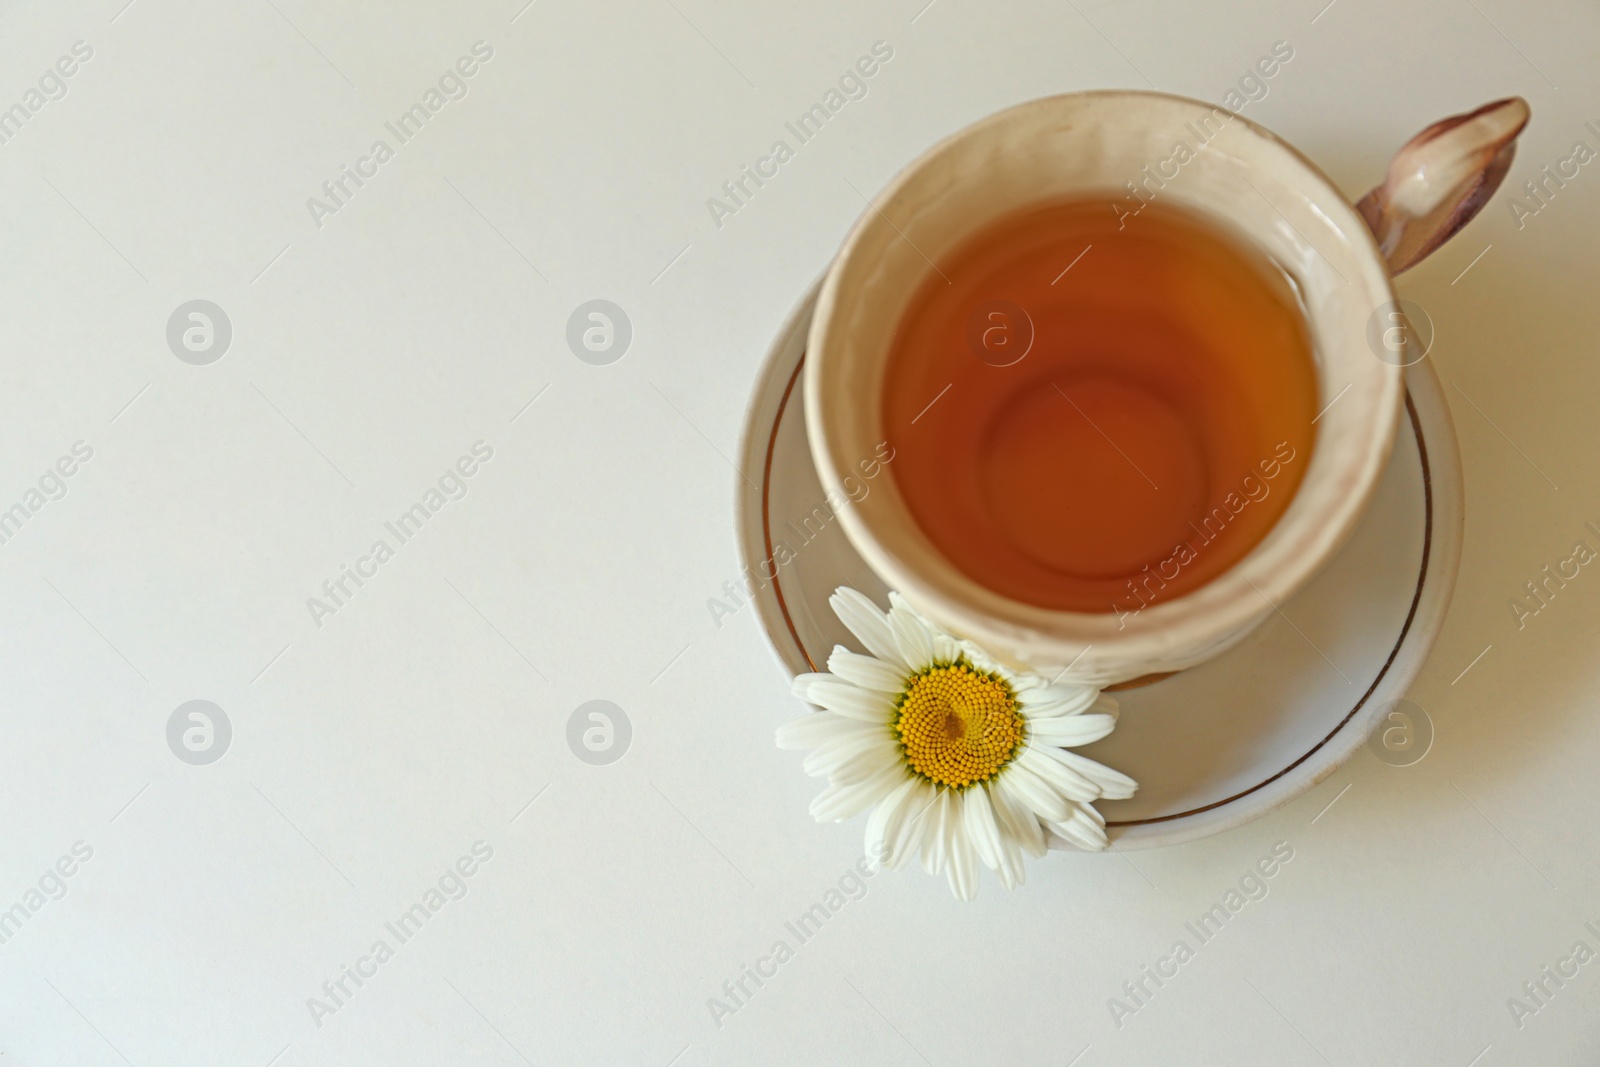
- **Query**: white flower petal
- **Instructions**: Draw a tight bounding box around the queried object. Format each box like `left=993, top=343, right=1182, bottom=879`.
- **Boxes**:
left=1026, top=713, right=1117, bottom=747
left=823, top=740, right=902, bottom=787
left=809, top=762, right=904, bottom=822
left=1018, top=746, right=1100, bottom=801
left=914, top=790, right=940, bottom=873
left=1000, top=761, right=1071, bottom=823
left=887, top=590, right=919, bottom=617
left=830, top=587, right=907, bottom=669
left=775, top=712, right=876, bottom=751
left=1046, top=823, right=1097, bottom=851
left=941, top=789, right=964, bottom=876
left=961, top=784, right=1004, bottom=871
left=804, top=679, right=895, bottom=723
left=921, top=789, right=953, bottom=873
left=887, top=595, right=937, bottom=671
left=1048, top=805, right=1109, bottom=851
left=889, top=782, right=939, bottom=870
left=1019, top=685, right=1101, bottom=718
left=826, top=645, right=908, bottom=694
left=865, top=776, right=921, bottom=863
left=1075, top=800, right=1107, bottom=828
left=997, top=824, right=1026, bottom=889
left=982, top=786, right=1027, bottom=890
left=994, top=840, right=1022, bottom=890
left=790, top=672, right=834, bottom=702
left=803, top=730, right=896, bottom=779
left=945, top=824, right=978, bottom=901
left=1048, top=748, right=1139, bottom=799
left=990, top=778, right=1047, bottom=858
left=956, top=640, right=1008, bottom=677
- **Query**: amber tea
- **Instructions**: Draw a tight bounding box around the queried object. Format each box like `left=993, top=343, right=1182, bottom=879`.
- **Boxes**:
left=881, top=197, right=1318, bottom=616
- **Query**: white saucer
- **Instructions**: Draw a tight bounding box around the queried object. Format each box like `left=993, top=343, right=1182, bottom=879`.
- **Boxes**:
left=737, top=283, right=1463, bottom=849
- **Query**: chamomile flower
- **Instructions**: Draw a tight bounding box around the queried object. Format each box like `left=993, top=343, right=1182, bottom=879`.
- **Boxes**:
left=776, top=587, right=1137, bottom=900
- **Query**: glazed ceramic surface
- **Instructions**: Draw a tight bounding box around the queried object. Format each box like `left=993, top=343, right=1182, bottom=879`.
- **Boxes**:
left=803, top=91, right=1510, bottom=685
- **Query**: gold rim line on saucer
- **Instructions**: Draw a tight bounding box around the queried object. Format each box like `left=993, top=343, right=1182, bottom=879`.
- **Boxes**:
left=762, top=352, right=1435, bottom=828
left=761, top=354, right=816, bottom=672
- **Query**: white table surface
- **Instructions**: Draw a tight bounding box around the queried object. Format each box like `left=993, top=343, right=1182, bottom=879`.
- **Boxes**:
left=1, top=1, right=1597, bottom=1064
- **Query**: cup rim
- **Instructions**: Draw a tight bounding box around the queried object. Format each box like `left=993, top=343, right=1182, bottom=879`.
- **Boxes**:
left=805, top=89, right=1404, bottom=673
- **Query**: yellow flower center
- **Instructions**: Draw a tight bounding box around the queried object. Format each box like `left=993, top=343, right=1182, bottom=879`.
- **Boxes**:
left=892, top=662, right=1025, bottom=789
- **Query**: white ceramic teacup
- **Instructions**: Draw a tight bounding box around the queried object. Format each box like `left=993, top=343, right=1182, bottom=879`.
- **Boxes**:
left=806, top=90, right=1526, bottom=685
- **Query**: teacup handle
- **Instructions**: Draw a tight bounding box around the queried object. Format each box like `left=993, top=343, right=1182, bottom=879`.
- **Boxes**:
left=1356, top=96, right=1530, bottom=274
